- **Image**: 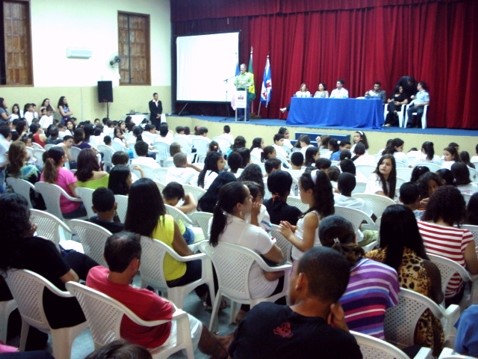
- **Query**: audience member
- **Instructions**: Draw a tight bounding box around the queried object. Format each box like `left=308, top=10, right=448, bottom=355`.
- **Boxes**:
left=197, top=152, right=225, bottom=189
left=319, top=215, right=399, bottom=339
left=265, top=170, right=302, bottom=225
left=197, top=172, right=237, bottom=213
left=76, top=148, right=109, bottom=189
left=334, top=173, right=372, bottom=217
left=365, top=154, right=397, bottom=199
left=108, top=164, right=133, bottom=195
left=89, top=188, right=124, bottom=233
left=228, top=247, right=362, bottom=359
left=165, top=152, right=199, bottom=185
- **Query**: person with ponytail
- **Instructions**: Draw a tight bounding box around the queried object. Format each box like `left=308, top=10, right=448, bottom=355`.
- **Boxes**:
left=279, top=169, right=334, bottom=261
left=197, top=151, right=225, bottom=189
left=319, top=215, right=399, bottom=339
left=40, top=146, right=87, bottom=218
left=209, top=181, right=284, bottom=301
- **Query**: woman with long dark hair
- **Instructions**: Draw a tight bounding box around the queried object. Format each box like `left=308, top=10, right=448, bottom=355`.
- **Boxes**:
left=367, top=205, right=444, bottom=354
left=124, top=178, right=208, bottom=299
left=76, top=148, right=109, bottom=189
left=197, top=151, right=225, bottom=189
left=365, top=154, right=397, bottom=199
left=279, top=169, right=335, bottom=261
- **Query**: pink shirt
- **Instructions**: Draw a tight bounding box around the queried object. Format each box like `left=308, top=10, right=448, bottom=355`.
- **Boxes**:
left=40, top=167, right=80, bottom=214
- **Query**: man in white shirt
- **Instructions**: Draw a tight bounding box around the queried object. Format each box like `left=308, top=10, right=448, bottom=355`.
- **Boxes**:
left=334, top=172, right=373, bottom=217
left=165, top=153, right=200, bottom=185
left=329, top=80, right=349, bottom=99
left=272, top=134, right=289, bottom=162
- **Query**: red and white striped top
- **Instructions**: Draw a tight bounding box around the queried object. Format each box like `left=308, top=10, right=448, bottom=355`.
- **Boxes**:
left=418, top=220, right=473, bottom=297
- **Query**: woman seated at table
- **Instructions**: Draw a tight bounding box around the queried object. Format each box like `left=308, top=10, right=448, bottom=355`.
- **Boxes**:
left=313, top=82, right=329, bottom=98
left=280, top=83, right=311, bottom=112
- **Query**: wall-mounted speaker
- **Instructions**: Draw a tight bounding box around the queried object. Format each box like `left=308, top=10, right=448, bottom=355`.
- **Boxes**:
left=97, top=81, right=113, bottom=103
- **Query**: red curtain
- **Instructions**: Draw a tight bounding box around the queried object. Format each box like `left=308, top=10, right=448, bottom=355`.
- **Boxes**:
left=172, top=0, right=478, bottom=129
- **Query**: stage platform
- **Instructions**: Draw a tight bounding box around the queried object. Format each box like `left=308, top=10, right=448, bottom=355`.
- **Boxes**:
left=165, top=115, right=478, bottom=156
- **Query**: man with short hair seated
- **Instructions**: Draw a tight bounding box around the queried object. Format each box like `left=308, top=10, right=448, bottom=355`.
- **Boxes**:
left=89, top=187, right=124, bottom=233
left=164, top=152, right=200, bottom=185
left=86, top=231, right=231, bottom=358
left=228, top=247, right=362, bottom=359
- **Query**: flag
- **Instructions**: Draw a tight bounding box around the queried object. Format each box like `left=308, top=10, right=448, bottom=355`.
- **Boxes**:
left=248, top=47, right=256, bottom=101
left=261, top=55, right=272, bottom=107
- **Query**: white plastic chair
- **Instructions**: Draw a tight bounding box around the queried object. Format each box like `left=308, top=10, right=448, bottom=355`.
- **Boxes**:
left=269, top=224, right=293, bottom=263
left=34, top=182, right=84, bottom=220
left=30, top=208, right=73, bottom=247
left=69, top=146, right=82, bottom=162
left=32, top=148, right=45, bottom=169
left=75, top=187, right=96, bottom=219
left=396, top=166, right=413, bottom=181
left=65, top=281, right=193, bottom=359
left=152, top=141, right=171, bottom=166
left=416, top=162, right=442, bottom=172
left=286, top=195, right=309, bottom=213
left=68, top=219, right=112, bottom=267
left=427, top=254, right=477, bottom=309
left=4, top=269, right=87, bottom=359
left=439, top=347, right=476, bottom=359
left=405, top=103, right=429, bottom=129
left=31, top=142, right=43, bottom=150
left=0, top=296, right=17, bottom=343
left=334, top=206, right=376, bottom=243
left=182, top=183, right=207, bottom=201
left=354, top=193, right=396, bottom=218
left=200, top=241, right=292, bottom=331
left=461, top=224, right=478, bottom=250
left=191, top=138, right=210, bottom=163
left=114, top=194, right=128, bottom=223
left=355, top=164, right=376, bottom=179
left=139, top=236, right=215, bottom=309
left=165, top=204, right=195, bottom=226
left=352, top=330, right=426, bottom=359
left=6, top=177, right=36, bottom=209
left=352, top=181, right=367, bottom=195
left=190, top=211, right=213, bottom=239
left=97, top=144, right=114, bottom=171
left=212, top=136, right=232, bottom=153
left=384, top=288, right=460, bottom=350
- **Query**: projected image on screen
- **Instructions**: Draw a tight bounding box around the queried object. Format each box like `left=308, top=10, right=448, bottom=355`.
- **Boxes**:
left=176, top=32, right=239, bottom=102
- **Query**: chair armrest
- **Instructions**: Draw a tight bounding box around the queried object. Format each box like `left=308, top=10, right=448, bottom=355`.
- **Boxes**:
left=414, top=347, right=433, bottom=359
left=256, top=261, right=293, bottom=273
left=443, top=304, right=460, bottom=325
left=166, top=250, right=207, bottom=263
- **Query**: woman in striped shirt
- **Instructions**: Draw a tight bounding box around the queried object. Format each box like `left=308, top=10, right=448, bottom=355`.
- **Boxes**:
left=418, top=185, right=478, bottom=304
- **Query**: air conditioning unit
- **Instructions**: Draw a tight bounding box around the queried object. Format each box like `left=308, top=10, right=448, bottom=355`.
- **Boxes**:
left=66, top=48, right=92, bottom=59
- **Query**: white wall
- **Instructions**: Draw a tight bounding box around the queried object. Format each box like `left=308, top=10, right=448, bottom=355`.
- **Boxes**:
left=2, top=0, right=171, bottom=120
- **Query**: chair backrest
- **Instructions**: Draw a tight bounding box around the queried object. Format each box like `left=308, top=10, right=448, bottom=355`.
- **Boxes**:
left=4, top=269, right=70, bottom=333
left=190, top=211, right=213, bottom=239
left=68, top=219, right=111, bottom=267
left=351, top=331, right=409, bottom=359
left=114, top=194, right=128, bottom=223
left=352, top=181, right=367, bottom=195
left=191, top=138, right=209, bottom=162
left=269, top=224, right=292, bottom=263
left=165, top=204, right=194, bottom=226
left=416, top=161, right=442, bottom=172
left=200, top=242, right=264, bottom=300
left=285, top=196, right=309, bottom=213
left=34, top=182, right=68, bottom=220
left=96, top=144, right=114, bottom=171
left=461, top=224, right=478, bottom=249
left=182, top=183, right=206, bottom=201
left=152, top=141, right=171, bottom=166
left=355, top=164, right=376, bottom=179
left=6, top=177, right=36, bottom=209
left=138, top=236, right=171, bottom=293
left=353, top=193, right=396, bottom=218
left=396, top=166, right=413, bottom=182
left=31, top=142, right=43, bottom=150
left=427, top=253, right=472, bottom=296
left=66, top=281, right=166, bottom=348
left=384, top=288, right=445, bottom=348
left=334, top=206, right=375, bottom=242
left=439, top=347, right=476, bottom=359
left=30, top=209, right=72, bottom=247
left=212, top=136, right=232, bottom=153
left=69, top=146, right=82, bottom=162
left=32, top=148, right=45, bottom=169
left=75, top=187, right=95, bottom=219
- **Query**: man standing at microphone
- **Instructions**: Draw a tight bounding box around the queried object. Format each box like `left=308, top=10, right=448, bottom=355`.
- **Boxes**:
left=234, top=63, right=254, bottom=121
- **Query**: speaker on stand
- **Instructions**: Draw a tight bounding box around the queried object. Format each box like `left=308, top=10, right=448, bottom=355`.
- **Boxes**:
left=97, top=81, right=113, bottom=118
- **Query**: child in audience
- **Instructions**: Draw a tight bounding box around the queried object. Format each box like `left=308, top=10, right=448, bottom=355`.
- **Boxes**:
left=162, top=182, right=197, bottom=244
left=265, top=170, right=302, bottom=225
left=399, top=182, right=423, bottom=219
left=365, top=154, right=397, bottom=199
left=89, top=187, right=124, bottom=233
left=441, top=145, right=460, bottom=170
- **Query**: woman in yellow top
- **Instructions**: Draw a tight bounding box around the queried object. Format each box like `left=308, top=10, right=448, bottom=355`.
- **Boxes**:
left=124, top=178, right=208, bottom=298
left=75, top=148, right=109, bottom=189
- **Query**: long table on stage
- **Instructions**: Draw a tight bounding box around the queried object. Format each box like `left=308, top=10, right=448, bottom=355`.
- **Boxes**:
left=286, top=97, right=384, bottom=128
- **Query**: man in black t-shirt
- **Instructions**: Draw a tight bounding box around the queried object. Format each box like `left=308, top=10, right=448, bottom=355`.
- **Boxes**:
left=228, top=247, right=363, bottom=359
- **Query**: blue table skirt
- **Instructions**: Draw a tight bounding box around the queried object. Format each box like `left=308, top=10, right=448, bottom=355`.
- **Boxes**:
left=286, top=97, right=384, bottom=128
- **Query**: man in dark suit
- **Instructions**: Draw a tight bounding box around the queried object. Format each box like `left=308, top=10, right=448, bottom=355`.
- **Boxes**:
left=148, top=92, right=163, bottom=128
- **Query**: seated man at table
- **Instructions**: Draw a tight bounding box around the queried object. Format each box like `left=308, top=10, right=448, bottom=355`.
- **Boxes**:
left=87, top=231, right=231, bottom=358
left=330, top=80, right=349, bottom=99
left=228, top=247, right=362, bottom=359
left=364, top=81, right=386, bottom=103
